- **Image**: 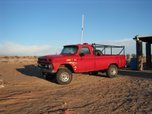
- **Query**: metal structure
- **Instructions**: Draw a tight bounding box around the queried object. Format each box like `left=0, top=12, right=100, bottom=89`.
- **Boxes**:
left=92, top=43, right=125, bottom=55
left=133, top=35, right=152, bottom=70
left=80, top=15, right=84, bottom=44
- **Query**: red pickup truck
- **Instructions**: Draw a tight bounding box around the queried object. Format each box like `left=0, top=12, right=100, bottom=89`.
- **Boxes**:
left=38, top=43, right=126, bottom=84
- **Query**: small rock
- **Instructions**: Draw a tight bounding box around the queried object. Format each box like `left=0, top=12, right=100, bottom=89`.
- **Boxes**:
left=0, top=80, right=5, bottom=88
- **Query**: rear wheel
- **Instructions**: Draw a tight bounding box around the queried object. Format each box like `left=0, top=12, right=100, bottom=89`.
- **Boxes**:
left=106, top=65, right=118, bottom=78
left=56, top=68, right=72, bottom=84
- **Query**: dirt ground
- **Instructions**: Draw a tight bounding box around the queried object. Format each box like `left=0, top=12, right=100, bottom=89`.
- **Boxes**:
left=0, top=58, right=152, bottom=114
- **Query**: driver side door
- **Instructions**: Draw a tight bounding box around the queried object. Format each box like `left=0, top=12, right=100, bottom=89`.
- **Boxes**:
left=77, top=47, right=94, bottom=72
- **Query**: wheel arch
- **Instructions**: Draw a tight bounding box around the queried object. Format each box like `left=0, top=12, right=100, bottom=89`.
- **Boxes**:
left=59, top=64, right=74, bottom=73
left=109, top=63, right=118, bottom=68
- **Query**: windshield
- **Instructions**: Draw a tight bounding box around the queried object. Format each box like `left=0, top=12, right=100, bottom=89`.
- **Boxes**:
left=61, top=46, right=78, bottom=54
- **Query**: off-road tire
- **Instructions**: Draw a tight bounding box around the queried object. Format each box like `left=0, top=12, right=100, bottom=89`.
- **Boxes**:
left=56, top=68, right=72, bottom=85
left=106, top=65, right=118, bottom=78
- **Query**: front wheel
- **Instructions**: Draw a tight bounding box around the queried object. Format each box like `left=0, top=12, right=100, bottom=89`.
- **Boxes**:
left=56, top=68, right=72, bottom=85
left=106, top=65, right=118, bottom=78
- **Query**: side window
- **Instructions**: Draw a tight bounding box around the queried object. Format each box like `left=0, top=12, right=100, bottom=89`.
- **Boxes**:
left=80, top=47, right=90, bottom=54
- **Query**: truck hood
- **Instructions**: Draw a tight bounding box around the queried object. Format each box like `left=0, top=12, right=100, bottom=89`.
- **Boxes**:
left=38, top=54, right=75, bottom=62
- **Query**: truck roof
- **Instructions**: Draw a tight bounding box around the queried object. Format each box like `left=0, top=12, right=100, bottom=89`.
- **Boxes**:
left=64, top=43, right=92, bottom=47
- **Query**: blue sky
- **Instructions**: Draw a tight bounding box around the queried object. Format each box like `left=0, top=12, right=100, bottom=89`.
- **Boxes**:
left=0, top=0, right=152, bottom=55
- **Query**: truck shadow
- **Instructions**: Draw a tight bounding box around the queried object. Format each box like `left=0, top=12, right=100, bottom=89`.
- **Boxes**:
left=16, top=64, right=57, bottom=84
left=119, top=69, right=152, bottom=79
left=16, top=65, right=107, bottom=84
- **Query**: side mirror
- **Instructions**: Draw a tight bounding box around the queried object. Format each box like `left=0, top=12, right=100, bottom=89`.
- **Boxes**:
left=80, top=53, right=85, bottom=56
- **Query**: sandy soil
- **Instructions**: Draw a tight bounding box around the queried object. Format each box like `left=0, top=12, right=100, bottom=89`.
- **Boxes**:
left=0, top=57, right=152, bottom=114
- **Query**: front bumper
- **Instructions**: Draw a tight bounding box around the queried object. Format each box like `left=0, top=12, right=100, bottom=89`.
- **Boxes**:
left=38, top=63, right=56, bottom=73
left=41, top=69, right=56, bottom=73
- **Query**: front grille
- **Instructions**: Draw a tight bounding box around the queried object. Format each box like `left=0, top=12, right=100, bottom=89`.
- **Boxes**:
left=38, top=63, right=53, bottom=70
